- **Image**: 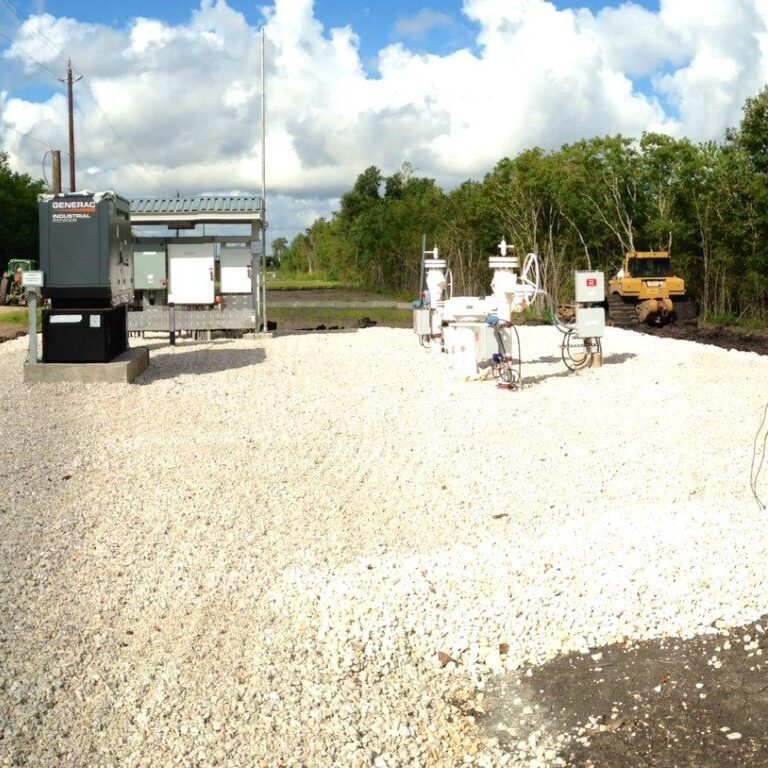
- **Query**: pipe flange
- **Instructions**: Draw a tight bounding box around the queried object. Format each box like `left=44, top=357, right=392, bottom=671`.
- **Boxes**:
left=489, top=256, right=520, bottom=269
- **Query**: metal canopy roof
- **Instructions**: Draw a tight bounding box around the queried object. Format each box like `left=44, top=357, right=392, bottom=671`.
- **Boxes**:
left=130, top=195, right=264, bottom=225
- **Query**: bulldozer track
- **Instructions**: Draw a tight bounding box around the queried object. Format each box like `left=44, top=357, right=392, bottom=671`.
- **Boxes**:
left=607, top=293, right=638, bottom=327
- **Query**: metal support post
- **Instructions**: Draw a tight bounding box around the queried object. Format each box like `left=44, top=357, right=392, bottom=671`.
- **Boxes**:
left=261, top=229, right=267, bottom=332
left=169, top=302, right=176, bottom=346
left=251, top=221, right=262, bottom=332
left=256, top=271, right=262, bottom=330
left=28, top=289, right=38, bottom=364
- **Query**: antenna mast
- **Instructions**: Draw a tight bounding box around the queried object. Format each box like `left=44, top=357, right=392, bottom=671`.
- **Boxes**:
left=260, top=28, right=267, bottom=331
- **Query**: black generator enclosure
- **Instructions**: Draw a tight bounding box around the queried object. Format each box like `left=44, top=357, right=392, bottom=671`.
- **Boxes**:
left=42, top=307, right=128, bottom=364
left=39, top=191, right=133, bottom=363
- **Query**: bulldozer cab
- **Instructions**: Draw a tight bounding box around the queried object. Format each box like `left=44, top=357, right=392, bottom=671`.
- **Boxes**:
left=625, top=252, right=671, bottom=279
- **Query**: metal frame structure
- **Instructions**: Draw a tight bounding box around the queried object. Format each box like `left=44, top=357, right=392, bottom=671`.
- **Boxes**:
left=128, top=195, right=267, bottom=335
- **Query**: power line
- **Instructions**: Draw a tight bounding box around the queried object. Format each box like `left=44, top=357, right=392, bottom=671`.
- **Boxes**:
left=1, top=5, right=186, bottom=199
left=1, top=121, right=59, bottom=150
left=78, top=77, right=169, bottom=194
left=0, top=27, right=62, bottom=80
left=3, top=75, right=170, bottom=196
left=0, top=0, right=68, bottom=65
left=74, top=97, right=167, bottom=195
left=0, top=3, right=167, bottom=195
left=0, top=121, right=113, bottom=188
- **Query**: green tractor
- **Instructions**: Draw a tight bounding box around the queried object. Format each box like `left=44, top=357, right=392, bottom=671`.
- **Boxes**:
left=0, top=259, right=37, bottom=306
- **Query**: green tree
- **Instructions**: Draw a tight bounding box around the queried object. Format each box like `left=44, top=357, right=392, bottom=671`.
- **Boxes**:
left=271, top=236, right=288, bottom=265
left=0, top=151, right=44, bottom=273
left=279, top=84, right=768, bottom=324
left=730, top=86, right=768, bottom=174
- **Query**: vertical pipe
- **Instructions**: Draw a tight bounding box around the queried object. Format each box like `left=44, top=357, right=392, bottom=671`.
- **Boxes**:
left=52, top=151, right=62, bottom=194
left=66, top=61, right=76, bottom=192
left=420, top=232, right=427, bottom=295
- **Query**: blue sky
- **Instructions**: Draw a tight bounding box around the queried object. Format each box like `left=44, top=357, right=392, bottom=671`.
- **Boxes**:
left=1, top=0, right=662, bottom=101
left=2, top=0, right=757, bottom=241
left=7, top=0, right=660, bottom=61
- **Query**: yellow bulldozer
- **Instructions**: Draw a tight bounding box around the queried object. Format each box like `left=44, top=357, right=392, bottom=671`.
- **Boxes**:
left=607, top=251, right=697, bottom=326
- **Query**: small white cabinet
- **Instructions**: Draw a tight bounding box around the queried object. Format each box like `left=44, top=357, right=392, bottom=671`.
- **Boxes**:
left=220, top=247, right=253, bottom=294
left=168, top=243, right=215, bottom=304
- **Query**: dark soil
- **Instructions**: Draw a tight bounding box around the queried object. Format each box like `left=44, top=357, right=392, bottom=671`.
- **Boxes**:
left=638, top=322, right=768, bottom=356
left=0, top=324, right=24, bottom=344
left=484, top=616, right=768, bottom=767
left=0, top=307, right=25, bottom=344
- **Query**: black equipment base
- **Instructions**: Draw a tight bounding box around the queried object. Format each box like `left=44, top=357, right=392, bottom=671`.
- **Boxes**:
left=43, top=306, right=128, bottom=363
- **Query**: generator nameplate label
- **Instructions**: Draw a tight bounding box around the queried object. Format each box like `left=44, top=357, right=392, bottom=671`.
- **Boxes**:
left=51, top=201, right=97, bottom=222
left=50, top=315, right=82, bottom=324
left=90, top=315, right=101, bottom=328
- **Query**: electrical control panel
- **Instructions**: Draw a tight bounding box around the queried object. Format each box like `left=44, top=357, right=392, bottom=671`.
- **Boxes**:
left=476, top=324, right=511, bottom=362
left=413, top=308, right=431, bottom=335
left=220, top=247, right=253, bottom=294
left=168, top=243, right=215, bottom=304
left=576, top=307, right=605, bottom=338
left=575, top=271, right=605, bottom=304
left=133, top=248, right=167, bottom=291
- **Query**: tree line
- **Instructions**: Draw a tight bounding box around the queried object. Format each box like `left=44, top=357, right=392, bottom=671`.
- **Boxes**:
left=0, top=151, right=44, bottom=274
left=282, top=87, right=768, bottom=322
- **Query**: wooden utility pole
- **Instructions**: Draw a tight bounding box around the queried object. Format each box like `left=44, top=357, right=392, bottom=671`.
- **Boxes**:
left=60, top=60, right=82, bottom=192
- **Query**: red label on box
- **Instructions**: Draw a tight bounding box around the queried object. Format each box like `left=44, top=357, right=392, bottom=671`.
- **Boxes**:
left=587, top=278, right=597, bottom=287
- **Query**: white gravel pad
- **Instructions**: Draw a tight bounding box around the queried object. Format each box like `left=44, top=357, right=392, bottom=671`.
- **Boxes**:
left=0, top=326, right=766, bottom=767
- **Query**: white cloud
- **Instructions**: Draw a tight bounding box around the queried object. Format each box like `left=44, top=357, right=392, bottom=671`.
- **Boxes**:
left=2, top=0, right=768, bottom=248
left=394, top=9, right=454, bottom=39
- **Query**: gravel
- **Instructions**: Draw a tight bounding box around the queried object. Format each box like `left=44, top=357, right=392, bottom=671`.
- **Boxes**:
left=1, top=326, right=767, bottom=767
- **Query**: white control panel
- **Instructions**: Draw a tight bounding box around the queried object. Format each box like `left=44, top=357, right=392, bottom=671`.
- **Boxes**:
left=413, top=308, right=430, bottom=335
left=168, top=244, right=215, bottom=304
left=220, top=247, right=252, bottom=294
left=576, top=307, right=605, bottom=338
left=575, top=271, right=605, bottom=304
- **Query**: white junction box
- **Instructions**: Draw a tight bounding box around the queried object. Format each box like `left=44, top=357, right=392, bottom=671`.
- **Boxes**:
left=413, top=308, right=430, bottom=335
left=220, top=247, right=253, bottom=294
left=576, top=307, right=605, bottom=338
left=476, top=324, right=510, bottom=362
left=575, top=271, right=605, bottom=304
left=168, top=243, right=215, bottom=304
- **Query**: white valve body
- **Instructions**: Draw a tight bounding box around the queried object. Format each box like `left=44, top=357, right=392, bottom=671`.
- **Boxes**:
left=425, top=269, right=447, bottom=310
